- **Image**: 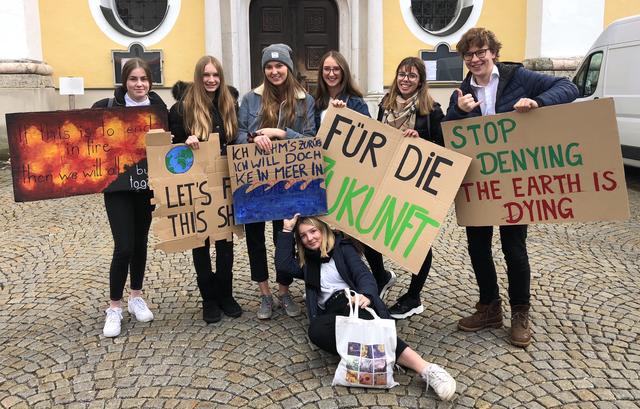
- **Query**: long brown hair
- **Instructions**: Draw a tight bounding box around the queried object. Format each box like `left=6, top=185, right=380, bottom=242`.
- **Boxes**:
left=314, top=50, right=363, bottom=111
left=294, top=217, right=335, bottom=267
left=383, top=56, right=435, bottom=115
left=181, top=55, right=237, bottom=142
left=120, top=57, right=153, bottom=94
left=260, top=65, right=307, bottom=129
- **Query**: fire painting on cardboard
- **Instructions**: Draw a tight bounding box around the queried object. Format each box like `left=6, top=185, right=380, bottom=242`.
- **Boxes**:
left=441, top=98, right=630, bottom=226
left=227, top=137, right=327, bottom=224
left=317, top=107, right=471, bottom=273
left=6, top=106, right=168, bottom=202
left=145, top=131, right=243, bottom=252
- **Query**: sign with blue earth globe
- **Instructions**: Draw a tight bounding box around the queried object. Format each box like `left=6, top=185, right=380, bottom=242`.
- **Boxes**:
left=165, top=145, right=194, bottom=174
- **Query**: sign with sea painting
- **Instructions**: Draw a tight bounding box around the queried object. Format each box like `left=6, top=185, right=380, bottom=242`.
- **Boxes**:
left=227, top=137, right=327, bottom=224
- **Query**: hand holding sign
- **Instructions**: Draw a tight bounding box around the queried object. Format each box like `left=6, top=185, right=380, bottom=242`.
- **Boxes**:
left=283, top=213, right=300, bottom=232
left=513, top=98, right=539, bottom=113
left=185, top=135, right=200, bottom=150
left=253, top=133, right=272, bottom=152
left=456, top=88, right=482, bottom=113
left=330, top=99, right=347, bottom=108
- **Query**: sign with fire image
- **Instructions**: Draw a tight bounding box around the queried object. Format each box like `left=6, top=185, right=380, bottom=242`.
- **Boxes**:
left=6, top=106, right=168, bottom=202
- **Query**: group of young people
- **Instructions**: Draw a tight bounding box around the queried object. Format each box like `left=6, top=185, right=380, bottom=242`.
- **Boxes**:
left=92, top=27, right=578, bottom=400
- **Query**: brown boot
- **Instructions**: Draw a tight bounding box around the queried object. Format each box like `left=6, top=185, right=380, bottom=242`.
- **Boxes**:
left=510, top=304, right=532, bottom=347
left=458, top=299, right=503, bottom=331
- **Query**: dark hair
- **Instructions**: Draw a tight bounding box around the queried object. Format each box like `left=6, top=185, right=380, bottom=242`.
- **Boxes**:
left=314, top=50, right=363, bottom=112
left=171, top=80, right=190, bottom=101
left=120, top=58, right=153, bottom=93
left=383, top=56, right=434, bottom=115
left=456, top=27, right=502, bottom=59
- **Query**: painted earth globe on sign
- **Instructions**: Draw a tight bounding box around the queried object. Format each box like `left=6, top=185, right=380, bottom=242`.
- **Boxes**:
left=165, top=145, right=194, bottom=174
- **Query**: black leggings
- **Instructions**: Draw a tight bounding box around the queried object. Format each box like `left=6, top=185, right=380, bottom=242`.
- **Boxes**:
left=104, top=190, right=153, bottom=301
left=244, top=220, right=293, bottom=285
left=365, top=246, right=433, bottom=299
left=308, top=292, right=408, bottom=359
left=192, top=238, right=234, bottom=302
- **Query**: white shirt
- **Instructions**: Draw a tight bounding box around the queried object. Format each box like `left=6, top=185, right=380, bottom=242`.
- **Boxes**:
left=317, top=258, right=350, bottom=308
left=124, top=93, right=151, bottom=107
left=470, top=64, right=500, bottom=116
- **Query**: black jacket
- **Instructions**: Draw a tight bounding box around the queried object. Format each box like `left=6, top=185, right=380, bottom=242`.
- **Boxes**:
left=377, top=96, right=445, bottom=147
left=168, top=85, right=239, bottom=153
left=91, top=87, right=167, bottom=109
left=275, top=231, right=391, bottom=321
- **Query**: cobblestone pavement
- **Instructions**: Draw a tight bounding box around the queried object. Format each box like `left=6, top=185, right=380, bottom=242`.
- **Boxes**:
left=1, top=166, right=639, bottom=409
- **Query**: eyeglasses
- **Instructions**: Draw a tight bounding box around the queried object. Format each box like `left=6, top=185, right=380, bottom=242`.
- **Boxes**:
left=397, top=72, right=419, bottom=81
left=463, top=48, right=490, bottom=61
left=322, top=66, right=342, bottom=74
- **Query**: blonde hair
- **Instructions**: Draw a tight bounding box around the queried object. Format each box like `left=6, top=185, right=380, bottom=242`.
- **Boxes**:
left=182, top=55, right=238, bottom=142
left=383, top=56, right=435, bottom=116
left=260, top=66, right=307, bottom=129
left=294, top=217, right=335, bottom=267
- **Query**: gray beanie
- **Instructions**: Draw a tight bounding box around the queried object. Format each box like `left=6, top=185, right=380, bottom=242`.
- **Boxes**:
left=261, top=43, right=294, bottom=72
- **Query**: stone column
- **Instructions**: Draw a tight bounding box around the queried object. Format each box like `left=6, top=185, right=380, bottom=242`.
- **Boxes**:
left=0, top=0, right=56, bottom=159
left=364, top=0, right=384, bottom=114
left=204, top=0, right=223, bottom=60
left=366, top=0, right=384, bottom=94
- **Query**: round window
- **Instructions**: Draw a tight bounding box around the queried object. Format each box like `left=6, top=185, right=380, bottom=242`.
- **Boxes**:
left=411, top=0, right=474, bottom=36
left=100, top=0, right=170, bottom=37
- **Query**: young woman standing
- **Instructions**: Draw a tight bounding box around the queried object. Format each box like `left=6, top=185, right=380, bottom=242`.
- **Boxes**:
left=236, top=43, right=316, bottom=319
left=314, top=50, right=397, bottom=300
left=92, top=58, right=167, bottom=337
left=275, top=215, right=456, bottom=401
left=377, top=57, right=445, bottom=319
left=168, top=56, right=242, bottom=324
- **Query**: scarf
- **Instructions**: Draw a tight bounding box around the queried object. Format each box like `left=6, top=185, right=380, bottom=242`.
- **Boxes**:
left=304, top=248, right=334, bottom=291
left=383, top=93, right=418, bottom=132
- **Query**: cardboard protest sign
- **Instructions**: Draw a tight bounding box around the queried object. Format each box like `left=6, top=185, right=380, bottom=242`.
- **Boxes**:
left=227, top=137, right=327, bottom=224
left=318, top=106, right=471, bottom=273
left=6, top=106, right=168, bottom=202
left=145, top=131, right=242, bottom=252
left=441, top=98, right=630, bottom=226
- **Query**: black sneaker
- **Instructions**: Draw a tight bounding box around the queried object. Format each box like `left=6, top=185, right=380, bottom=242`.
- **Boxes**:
left=389, top=294, right=424, bottom=319
left=218, top=296, right=243, bottom=318
left=203, top=300, right=222, bottom=323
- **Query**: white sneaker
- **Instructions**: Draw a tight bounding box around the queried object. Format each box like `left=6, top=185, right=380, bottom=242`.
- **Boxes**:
left=103, top=307, right=123, bottom=337
left=421, top=363, right=456, bottom=401
left=127, top=297, right=154, bottom=322
left=379, top=270, right=397, bottom=300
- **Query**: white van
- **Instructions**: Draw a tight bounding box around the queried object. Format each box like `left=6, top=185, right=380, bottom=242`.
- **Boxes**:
left=573, top=15, right=640, bottom=167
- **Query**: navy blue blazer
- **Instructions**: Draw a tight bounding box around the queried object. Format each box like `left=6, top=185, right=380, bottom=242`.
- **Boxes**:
left=274, top=231, right=390, bottom=321
left=444, top=62, right=578, bottom=121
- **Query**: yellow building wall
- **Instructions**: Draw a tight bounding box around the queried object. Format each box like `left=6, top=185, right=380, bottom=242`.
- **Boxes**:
left=604, top=0, right=640, bottom=27
left=39, top=1, right=204, bottom=89
left=383, top=0, right=527, bottom=86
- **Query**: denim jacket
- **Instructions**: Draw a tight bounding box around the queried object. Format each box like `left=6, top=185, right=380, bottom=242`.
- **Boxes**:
left=236, top=84, right=316, bottom=144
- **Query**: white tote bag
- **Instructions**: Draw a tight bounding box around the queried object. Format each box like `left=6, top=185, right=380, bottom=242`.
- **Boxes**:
left=332, top=290, right=398, bottom=388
